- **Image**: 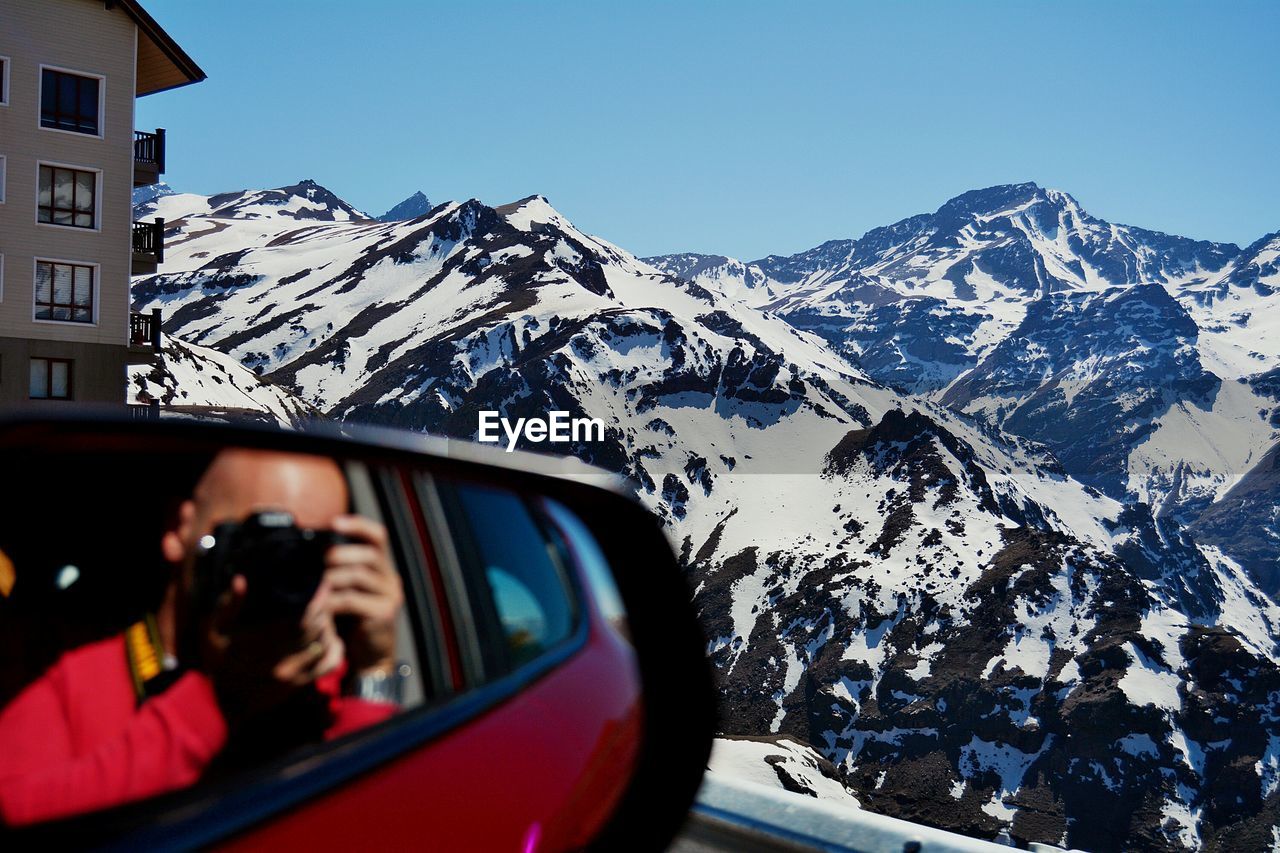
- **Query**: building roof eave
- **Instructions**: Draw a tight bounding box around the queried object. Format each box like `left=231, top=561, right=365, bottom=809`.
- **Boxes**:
left=105, top=0, right=207, bottom=96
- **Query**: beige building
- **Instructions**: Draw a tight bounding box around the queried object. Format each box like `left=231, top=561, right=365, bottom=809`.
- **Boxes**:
left=0, top=0, right=203, bottom=408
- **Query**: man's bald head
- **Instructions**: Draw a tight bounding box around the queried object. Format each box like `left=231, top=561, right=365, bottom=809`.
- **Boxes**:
left=190, top=448, right=349, bottom=536
left=159, top=447, right=352, bottom=622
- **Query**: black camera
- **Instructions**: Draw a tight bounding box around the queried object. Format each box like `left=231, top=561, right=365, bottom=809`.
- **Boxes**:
left=194, top=511, right=348, bottom=625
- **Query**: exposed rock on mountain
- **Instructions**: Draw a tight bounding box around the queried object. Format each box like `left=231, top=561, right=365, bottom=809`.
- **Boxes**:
left=690, top=406, right=1280, bottom=850
left=638, top=252, right=781, bottom=304
left=653, top=184, right=1243, bottom=401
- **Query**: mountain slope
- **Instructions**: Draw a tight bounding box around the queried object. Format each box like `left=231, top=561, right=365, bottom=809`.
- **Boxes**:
left=649, top=184, right=1279, bottom=597
left=1192, top=441, right=1280, bottom=598
left=1178, top=232, right=1280, bottom=379
left=129, top=334, right=317, bottom=427
left=689, top=406, right=1280, bottom=850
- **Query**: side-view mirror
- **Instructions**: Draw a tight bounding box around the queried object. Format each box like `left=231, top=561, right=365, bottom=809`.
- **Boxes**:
left=0, top=414, right=716, bottom=851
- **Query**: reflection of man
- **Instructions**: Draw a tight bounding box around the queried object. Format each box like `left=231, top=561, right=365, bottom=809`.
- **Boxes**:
left=0, top=449, right=405, bottom=827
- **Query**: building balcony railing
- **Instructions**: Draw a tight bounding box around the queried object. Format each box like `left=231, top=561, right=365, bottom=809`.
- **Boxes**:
left=127, top=401, right=161, bottom=420
left=133, top=128, right=166, bottom=187
left=132, top=218, right=165, bottom=275
left=130, top=308, right=163, bottom=351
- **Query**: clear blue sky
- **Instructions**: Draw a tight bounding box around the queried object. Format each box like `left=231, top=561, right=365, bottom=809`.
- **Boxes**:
left=138, top=0, right=1279, bottom=260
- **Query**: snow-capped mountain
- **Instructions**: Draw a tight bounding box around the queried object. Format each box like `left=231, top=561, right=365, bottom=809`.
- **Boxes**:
left=648, top=184, right=1279, bottom=606
left=131, top=180, right=1280, bottom=850
left=1179, top=231, right=1280, bottom=379
left=650, top=184, right=1241, bottom=395
left=134, top=178, right=369, bottom=223
left=638, top=252, right=783, bottom=304
left=132, top=184, right=869, bottom=482
left=129, top=334, right=316, bottom=427
left=689, top=405, right=1280, bottom=850
left=377, top=190, right=434, bottom=222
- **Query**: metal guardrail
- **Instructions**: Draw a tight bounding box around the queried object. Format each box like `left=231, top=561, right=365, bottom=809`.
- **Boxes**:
left=673, top=775, right=1027, bottom=853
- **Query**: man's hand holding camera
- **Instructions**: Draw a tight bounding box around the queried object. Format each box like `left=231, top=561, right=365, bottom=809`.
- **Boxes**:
left=203, top=573, right=347, bottom=723
left=199, top=511, right=402, bottom=726
left=324, top=515, right=404, bottom=677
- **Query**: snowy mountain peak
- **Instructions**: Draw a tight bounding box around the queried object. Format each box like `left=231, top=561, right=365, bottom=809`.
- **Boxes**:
left=1224, top=230, right=1280, bottom=291
left=132, top=181, right=177, bottom=209
left=935, top=181, right=1048, bottom=216
left=134, top=179, right=370, bottom=224
left=496, top=194, right=563, bottom=229
left=1253, top=230, right=1280, bottom=251
left=639, top=252, right=735, bottom=280
left=214, top=178, right=369, bottom=221
left=377, top=190, right=434, bottom=222
left=928, top=182, right=1080, bottom=217
left=1041, top=185, right=1081, bottom=208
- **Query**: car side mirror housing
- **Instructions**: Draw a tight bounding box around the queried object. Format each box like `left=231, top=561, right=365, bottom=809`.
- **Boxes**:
left=0, top=414, right=716, bottom=850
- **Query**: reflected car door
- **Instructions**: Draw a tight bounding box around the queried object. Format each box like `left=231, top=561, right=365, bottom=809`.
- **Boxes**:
left=221, top=470, right=642, bottom=852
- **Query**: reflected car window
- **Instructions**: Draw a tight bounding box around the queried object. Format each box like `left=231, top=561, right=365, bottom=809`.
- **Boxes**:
left=541, top=498, right=628, bottom=640
left=447, top=483, right=577, bottom=670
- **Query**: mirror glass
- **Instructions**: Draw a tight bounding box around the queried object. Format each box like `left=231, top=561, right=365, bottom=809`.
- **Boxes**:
left=0, top=436, right=640, bottom=844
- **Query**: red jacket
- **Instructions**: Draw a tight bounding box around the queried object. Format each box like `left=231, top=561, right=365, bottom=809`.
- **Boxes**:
left=0, top=633, right=395, bottom=827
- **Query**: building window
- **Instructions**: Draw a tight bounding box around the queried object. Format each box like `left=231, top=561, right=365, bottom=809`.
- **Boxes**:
left=0, top=56, right=9, bottom=106
left=30, top=358, right=73, bottom=400
left=40, top=68, right=100, bottom=135
left=0, top=155, right=5, bottom=203
left=38, top=165, right=96, bottom=228
left=35, top=260, right=94, bottom=323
